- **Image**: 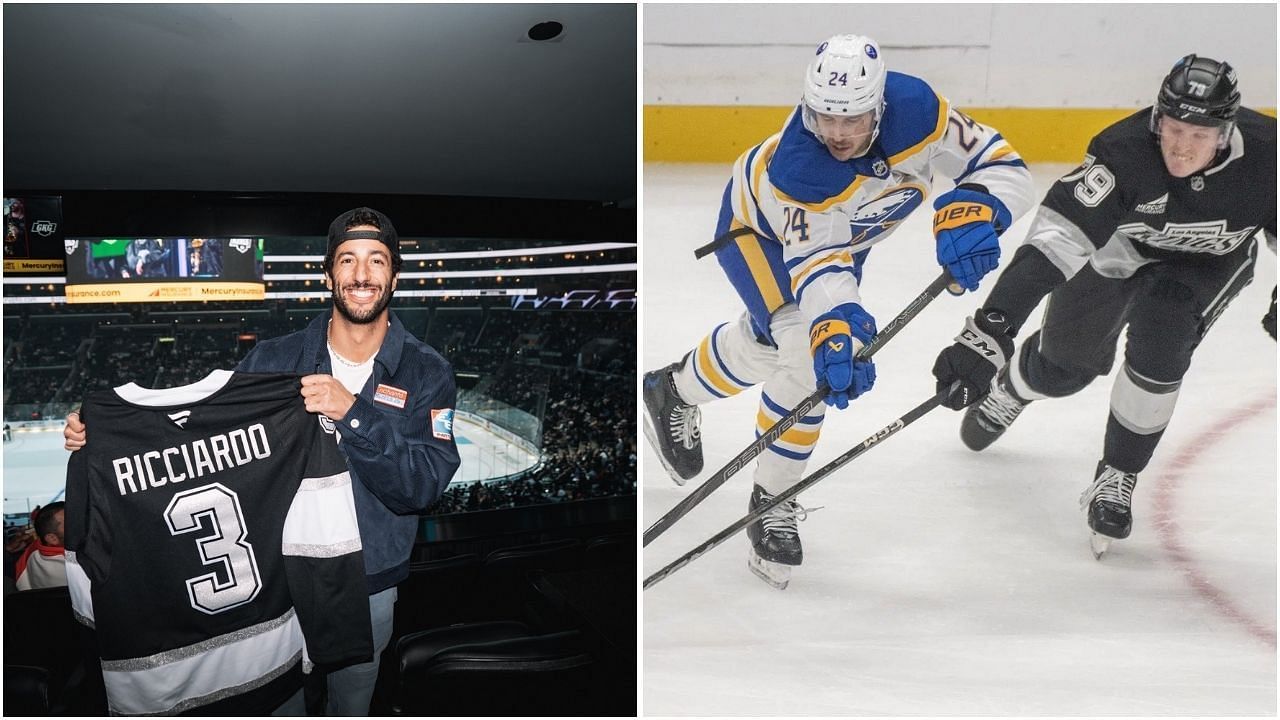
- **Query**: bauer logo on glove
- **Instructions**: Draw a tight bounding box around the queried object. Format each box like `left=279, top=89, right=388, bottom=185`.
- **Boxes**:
left=809, top=318, right=851, bottom=354
left=932, top=202, right=994, bottom=232
left=809, top=305, right=877, bottom=410
left=932, top=185, right=1012, bottom=292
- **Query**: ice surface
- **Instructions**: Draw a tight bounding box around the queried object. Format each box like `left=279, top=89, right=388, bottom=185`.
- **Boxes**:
left=641, top=163, right=1277, bottom=715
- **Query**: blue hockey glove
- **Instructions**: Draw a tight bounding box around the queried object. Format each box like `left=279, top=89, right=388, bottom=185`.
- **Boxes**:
left=809, top=303, right=877, bottom=410
left=932, top=185, right=1012, bottom=293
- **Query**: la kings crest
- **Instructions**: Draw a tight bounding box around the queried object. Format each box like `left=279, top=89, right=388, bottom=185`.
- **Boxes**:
left=1119, top=219, right=1259, bottom=255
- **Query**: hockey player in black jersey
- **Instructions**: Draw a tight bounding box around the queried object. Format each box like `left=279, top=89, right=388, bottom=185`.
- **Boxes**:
left=932, top=55, right=1277, bottom=558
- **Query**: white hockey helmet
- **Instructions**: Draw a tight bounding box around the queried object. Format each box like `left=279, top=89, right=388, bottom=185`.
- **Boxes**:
left=801, top=35, right=887, bottom=147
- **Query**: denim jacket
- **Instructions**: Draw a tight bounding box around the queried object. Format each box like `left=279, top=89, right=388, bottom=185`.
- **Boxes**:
left=238, top=311, right=461, bottom=594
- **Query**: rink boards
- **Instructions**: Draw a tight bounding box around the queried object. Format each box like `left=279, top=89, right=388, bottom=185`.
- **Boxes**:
left=1, top=413, right=539, bottom=516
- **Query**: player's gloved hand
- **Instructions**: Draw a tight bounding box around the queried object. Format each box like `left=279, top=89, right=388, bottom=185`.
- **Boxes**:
left=932, top=308, right=1016, bottom=410
left=809, top=303, right=877, bottom=410
left=933, top=184, right=1012, bottom=293
left=1263, top=287, right=1276, bottom=341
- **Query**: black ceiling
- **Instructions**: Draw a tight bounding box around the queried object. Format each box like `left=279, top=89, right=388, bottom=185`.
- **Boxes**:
left=3, top=4, right=637, bottom=205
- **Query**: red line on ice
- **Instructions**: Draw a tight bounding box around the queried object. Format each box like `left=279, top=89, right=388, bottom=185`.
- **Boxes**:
left=1150, top=392, right=1277, bottom=649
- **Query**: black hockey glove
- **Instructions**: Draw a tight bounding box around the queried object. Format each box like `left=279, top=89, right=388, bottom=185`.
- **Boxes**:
left=1264, top=287, right=1276, bottom=341
left=932, top=308, right=1016, bottom=410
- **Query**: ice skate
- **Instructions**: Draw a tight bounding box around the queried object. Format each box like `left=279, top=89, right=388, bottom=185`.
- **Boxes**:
left=746, top=484, right=807, bottom=590
left=642, top=361, right=703, bottom=485
left=960, top=367, right=1029, bottom=451
left=1079, top=461, right=1138, bottom=559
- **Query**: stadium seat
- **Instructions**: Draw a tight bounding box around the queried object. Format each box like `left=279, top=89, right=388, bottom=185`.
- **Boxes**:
left=583, top=532, right=633, bottom=569
left=476, top=538, right=583, bottom=621
left=394, top=553, right=482, bottom=635
left=391, top=622, right=595, bottom=716
left=4, top=665, right=50, bottom=716
left=3, top=587, right=107, bottom=714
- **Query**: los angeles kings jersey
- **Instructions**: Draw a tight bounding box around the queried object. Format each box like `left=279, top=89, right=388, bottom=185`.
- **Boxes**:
left=988, top=108, right=1276, bottom=328
left=64, top=371, right=373, bottom=716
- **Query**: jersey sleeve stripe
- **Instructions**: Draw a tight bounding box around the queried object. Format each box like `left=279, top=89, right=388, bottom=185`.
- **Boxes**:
left=1025, top=204, right=1101, bottom=278
left=65, top=550, right=95, bottom=627
left=789, top=248, right=854, bottom=294
left=283, top=471, right=363, bottom=555
left=793, top=259, right=857, bottom=300
left=887, top=94, right=950, bottom=168
left=101, top=610, right=303, bottom=715
left=958, top=134, right=1028, bottom=182
left=795, top=265, right=860, bottom=304
left=732, top=137, right=782, bottom=240
left=730, top=147, right=761, bottom=236
left=749, top=135, right=782, bottom=209
left=282, top=537, right=364, bottom=559
left=988, top=145, right=1017, bottom=162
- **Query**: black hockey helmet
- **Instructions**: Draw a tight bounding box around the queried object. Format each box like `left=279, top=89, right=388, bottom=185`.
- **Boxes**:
left=1150, top=55, right=1240, bottom=136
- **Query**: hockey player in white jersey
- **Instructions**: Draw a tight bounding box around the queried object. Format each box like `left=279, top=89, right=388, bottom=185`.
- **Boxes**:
left=643, top=34, right=1036, bottom=588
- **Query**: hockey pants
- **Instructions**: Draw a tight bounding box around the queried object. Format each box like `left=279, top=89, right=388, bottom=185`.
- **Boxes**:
left=1007, top=248, right=1256, bottom=473
left=671, top=305, right=828, bottom=496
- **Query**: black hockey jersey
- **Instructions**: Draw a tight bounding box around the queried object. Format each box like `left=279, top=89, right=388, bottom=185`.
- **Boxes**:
left=64, top=371, right=373, bottom=716
left=988, top=108, right=1276, bottom=329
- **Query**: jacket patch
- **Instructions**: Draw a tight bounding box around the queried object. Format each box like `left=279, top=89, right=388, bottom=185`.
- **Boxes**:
left=431, top=409, right=454, bottom=441
left=373, top=384, right=408, bottom=409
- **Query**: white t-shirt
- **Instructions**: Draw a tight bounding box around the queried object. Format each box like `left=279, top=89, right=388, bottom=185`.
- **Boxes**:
left=328, top=345, right=374, bottom=395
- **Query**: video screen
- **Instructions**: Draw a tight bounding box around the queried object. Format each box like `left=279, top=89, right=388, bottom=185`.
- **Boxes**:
left=64, top=237, right=265, bottom=303
left=3, top=195, right=66, bottom=273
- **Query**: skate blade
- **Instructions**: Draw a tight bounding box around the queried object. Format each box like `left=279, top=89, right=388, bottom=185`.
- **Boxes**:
left=747, top=550, right=791, bottom=590
left=641, top=415, right=687, bottom=487
left=1089, top=532, right=1113, bottom=560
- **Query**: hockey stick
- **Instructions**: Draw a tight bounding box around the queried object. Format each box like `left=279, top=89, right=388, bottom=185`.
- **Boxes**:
left=643, top=384, right=954, bottom=590
left=642, top=270, right=956, bottom=547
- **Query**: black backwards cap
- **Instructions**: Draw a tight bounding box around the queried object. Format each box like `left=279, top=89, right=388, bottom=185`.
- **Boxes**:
left=323, top=207, right=403, bottom=274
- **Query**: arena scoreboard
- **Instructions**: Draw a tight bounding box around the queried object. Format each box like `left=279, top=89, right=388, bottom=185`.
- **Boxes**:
left=63, top=237, right=265, bottom=304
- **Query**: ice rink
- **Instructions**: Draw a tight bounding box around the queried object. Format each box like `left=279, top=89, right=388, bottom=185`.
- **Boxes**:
left=641, top=163, right=1277, bottom=715
left=2, top=413, right=537, bottom=515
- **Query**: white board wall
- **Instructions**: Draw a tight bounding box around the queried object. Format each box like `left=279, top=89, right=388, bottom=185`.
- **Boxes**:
left=644, top=4, right=1277, bottom=108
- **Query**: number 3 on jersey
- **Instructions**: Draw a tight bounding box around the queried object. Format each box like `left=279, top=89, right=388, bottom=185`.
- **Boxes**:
left=165, top=483, right=262, bottom=615
left=782, top=206, right=810, bottom=245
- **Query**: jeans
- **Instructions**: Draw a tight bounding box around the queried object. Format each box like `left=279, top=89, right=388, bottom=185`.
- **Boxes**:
left=271, top=687, right=307, bottom=716
left=326, top=586, right=397, bottom=716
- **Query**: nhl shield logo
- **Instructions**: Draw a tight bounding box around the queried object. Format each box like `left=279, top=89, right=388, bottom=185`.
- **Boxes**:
left=64, top=239, right=79, bottom=256
left=229, top=238, right=252, bottom=253
left=1190, top=176, right=1205, bottom=192
left=872, top=159, right=888, bottom=178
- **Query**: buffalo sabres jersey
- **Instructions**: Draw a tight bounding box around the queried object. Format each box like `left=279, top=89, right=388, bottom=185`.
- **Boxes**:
left=718, top=71, right=1036, bottom=322
left=64, top=371, right=372, bottom=716
left=988, top=108, right=1276, bottom=328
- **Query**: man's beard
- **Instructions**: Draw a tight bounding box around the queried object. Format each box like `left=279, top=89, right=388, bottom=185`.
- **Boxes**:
left=331, top=281, right=393, bottom=324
